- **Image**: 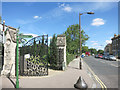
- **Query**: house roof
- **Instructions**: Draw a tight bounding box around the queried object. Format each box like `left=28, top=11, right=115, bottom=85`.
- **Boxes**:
left=111, top=34, right=120, bottom=40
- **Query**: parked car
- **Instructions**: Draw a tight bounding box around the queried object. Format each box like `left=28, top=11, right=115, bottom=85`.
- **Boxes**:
left=95, top=55, right=99, bottom=58
left=109, top=55, right=116, bottom=61
left=98, top=54, right=103, bottom=58
left=104, top=55, right=110, bottom=60
left=101, top=55, right=105, bottom=59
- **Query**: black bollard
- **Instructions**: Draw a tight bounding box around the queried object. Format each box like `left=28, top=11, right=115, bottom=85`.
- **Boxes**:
left=80, top=58, right=82, bottom=69
left=74, top=76, right=88, bottom=89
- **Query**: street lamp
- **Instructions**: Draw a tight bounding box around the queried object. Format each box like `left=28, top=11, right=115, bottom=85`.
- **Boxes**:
left=79, top=12, right=94, bottom=69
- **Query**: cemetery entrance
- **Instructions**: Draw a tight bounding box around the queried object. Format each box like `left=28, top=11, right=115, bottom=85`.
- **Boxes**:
left=19, top=35, right=48, bottom=76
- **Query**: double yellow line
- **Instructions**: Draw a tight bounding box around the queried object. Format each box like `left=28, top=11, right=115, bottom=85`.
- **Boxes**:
left=83, top=60, right=107, bottom=90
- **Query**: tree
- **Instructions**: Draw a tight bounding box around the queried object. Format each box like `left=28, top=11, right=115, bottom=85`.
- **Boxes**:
left=82, top=46, right=88, bottom=53
left=64, top=24, right=89, bottom=54
left=97, top=49, right=104, bottom=54
left=88, top=48, right=97, bottom=55
left=0, top=16, right=1, bottom=23
left=49, top=34, right=58, bottom=69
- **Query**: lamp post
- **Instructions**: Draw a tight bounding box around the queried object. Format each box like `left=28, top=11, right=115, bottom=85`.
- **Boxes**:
left=79, top=12, right=94, bottom=69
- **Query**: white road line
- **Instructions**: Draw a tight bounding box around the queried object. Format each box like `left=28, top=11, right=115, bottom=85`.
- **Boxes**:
left=110, top=64, right=118, bottom=67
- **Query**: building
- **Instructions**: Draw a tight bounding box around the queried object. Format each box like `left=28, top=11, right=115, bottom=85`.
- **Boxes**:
left=111, top=34, right=120, bottom=59
left=104, top=44, right=112, bottom=55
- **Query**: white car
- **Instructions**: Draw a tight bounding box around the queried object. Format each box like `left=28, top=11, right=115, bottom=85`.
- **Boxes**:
left=109, top=55, right=116, bottom=61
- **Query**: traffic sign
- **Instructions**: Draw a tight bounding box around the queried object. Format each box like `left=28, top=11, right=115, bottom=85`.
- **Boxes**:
left=19, top=35, right=33, bottom=38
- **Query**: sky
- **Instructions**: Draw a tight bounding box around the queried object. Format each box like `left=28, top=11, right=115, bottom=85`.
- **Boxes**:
left=2, top=2, right=118, bottom=50
left=0, top=0, right=1, bottom=16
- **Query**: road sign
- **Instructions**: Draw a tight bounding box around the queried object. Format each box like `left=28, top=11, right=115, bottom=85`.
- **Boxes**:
left=19, top=35, right=33, bottom=38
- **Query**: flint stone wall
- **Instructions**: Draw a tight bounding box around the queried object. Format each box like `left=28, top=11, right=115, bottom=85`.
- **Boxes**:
left=1, top=25, right=16, bottom=77
left=57, top=34, right=67, bottom=69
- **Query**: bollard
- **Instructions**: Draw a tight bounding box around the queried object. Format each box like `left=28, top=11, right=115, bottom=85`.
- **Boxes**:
left=62, top=62, right=65, bottom=71
left=80, top=58, right=82, bottom=69
left=74, top=76, right=88, bottom=89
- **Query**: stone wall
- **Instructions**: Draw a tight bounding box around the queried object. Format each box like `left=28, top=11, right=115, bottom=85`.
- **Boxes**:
left=1, top=25, right=16, bottom=77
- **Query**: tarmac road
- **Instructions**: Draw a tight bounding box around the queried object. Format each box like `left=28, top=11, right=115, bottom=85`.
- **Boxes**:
left=83, top=56, right=119, bottom=88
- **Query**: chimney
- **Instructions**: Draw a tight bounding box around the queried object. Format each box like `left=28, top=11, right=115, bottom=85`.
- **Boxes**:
left=114, top=34, right=117, bottom=37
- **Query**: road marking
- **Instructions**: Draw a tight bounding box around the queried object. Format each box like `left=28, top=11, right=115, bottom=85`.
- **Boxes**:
left=94, top=75, right=107, bottom=90
left=82, top=59, right=107, bottom=90
left=110, top=64, right=118, bottom=67
left=94, top=75, right=104, bottom=89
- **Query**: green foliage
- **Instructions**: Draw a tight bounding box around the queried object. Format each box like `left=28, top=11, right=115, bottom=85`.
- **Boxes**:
left=97, top=49, right=104, bottom=54
left=66, top=53, right=75, bottom=65
left=49, top=34, right=58, bottom=69
left=64, top=24, right=89, bottom=55
left=64, top=24, right=89, bottom=65
left=82, top=46, right=88, bottom=53
left=0, top=16, right=1, bottom=23
left=88, top=48, right=97, bottom=55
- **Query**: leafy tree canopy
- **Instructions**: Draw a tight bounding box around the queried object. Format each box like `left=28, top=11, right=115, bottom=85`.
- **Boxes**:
left=64, top=24, right=89, bottom=54
left=97, top=49, right=104, bottom=54
left=0, top=16, right=1, bottom=23
left=88, top=48, right=97, bottom=55
left=82, top=46, right=88, bottom=53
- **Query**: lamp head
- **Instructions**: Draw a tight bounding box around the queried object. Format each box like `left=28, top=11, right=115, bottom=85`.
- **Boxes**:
left=87, top=12, right=94, bottom=14
left=3, top=20, right=5, bottom=23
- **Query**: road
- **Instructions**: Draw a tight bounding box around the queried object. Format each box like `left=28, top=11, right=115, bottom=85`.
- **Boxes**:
left=83, top=56, right=119, bottom=88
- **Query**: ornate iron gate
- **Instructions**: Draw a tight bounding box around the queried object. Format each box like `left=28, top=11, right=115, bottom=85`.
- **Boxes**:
left=19, top=35, right=48, bottom=76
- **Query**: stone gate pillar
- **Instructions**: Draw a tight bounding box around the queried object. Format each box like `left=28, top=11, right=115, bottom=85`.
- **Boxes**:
left=57, top=34, right=67, bottom=70
left=1, top=26, right=16, bottom=77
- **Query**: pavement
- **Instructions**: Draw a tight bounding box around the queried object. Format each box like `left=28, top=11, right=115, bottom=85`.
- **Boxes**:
left=1, top=57, right=97, bottom=88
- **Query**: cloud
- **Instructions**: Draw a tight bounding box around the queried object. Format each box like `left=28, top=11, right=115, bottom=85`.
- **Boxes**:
left=33, top=16, right=39, bottom=19
left=91, top=41, right=98, bottom=43
left=59, top=3, right=65, bottom=8
left=62, top=6, right=72, bottom=12
left=33, top=16, right=42, bottom=19
left=23, top=33, right=38, bottom=37
left=16, top=16, right=42, bottom=25
left=48, top=36, right=52, bottom=46
left=48, top=36, right=52, bottom=40
left=92, top=42, right=98, bottom=46
left=91, top=18, right=105, bottom=26
left=58, top=3, right=72, bottom=12
left=106, top=40, right=112, bottom=44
